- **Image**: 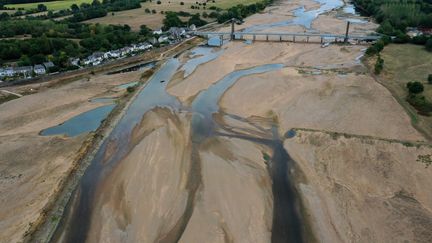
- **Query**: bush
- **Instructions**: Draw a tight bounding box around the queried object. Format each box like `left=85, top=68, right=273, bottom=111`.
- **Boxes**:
left=407, top=94, right=432, bottom=115
left=374, top=55, right=384, bottom=74
left=407, top=81, right=424, bottom=94
left=126, top=86, right=135, bottom=93
left=428, top=74, right=432, bottom=84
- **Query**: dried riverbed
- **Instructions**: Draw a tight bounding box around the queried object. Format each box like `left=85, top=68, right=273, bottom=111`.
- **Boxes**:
left=2, top=0, right=432, bottom=242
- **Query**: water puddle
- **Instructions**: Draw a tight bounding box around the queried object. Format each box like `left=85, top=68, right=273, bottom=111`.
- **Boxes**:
left=343, top=3, right=356, bottom=15
left=343, top=18, right=368, bottom=24
left=180, top=47, right=224, bottom=78
left=355, top=48, right=367, bottom=63
left=89, top=97, right=116, bottom=103
left=117, top=81, right=139, bottom=89
left=40, top=104, right=116, bottom=137
left=285, top=129, right=297, bottom=138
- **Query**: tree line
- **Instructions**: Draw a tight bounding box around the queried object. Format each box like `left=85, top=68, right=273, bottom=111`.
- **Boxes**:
left=354, top=0, right=432, bottom=35
left=0, top=20, right=150, bottom=67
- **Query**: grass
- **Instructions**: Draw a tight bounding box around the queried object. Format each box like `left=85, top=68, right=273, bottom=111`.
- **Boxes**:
left=381, top=44, right=432, bottom=89
left=207, top=0, right=264, bottom=9
left=5, top=0, right=92, bottom=11
left=377, top=44, right=432, bottom=138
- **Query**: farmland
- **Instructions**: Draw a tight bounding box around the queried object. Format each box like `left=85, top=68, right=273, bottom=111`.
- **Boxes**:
left=5, top=0, right=92, bottom=11
left=84, top=0, right=267, bottom=30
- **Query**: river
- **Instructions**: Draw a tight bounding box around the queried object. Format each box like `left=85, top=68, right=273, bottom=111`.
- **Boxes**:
left=49, top=0, right=367, bottom=242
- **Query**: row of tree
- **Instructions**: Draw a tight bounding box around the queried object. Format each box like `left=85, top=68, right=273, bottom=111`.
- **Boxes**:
left=215, top=0, right=272, bottom=23
left=162, top=11, right=207, bottom=30
left=1, top=0, right=142, bottom=23
left=354, top=0, right=432, bottom=35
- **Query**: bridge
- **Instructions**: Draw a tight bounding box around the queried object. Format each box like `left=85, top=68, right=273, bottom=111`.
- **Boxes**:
left=194, top=31, right=381, bottom=45
left=193, top=19, right=381, bottom=45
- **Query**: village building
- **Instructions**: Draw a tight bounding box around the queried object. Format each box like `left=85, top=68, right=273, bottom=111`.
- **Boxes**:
left=4, top=67, right=14, bottom=77
left=43, top=62, right=55, bottom=70
left=83, top=52, right=104, bottom=66
left=33, top=64, right=46, bottom=75
left=14, top=66, right=33, bottom=78
left=153, top=29, right=163, bottom=35
left=189, top=24, right=197, bottom=32
left=168, top=27, right=186, bottom=39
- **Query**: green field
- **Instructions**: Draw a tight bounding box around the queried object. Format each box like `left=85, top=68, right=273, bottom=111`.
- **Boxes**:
left=208, top=0, right=264, bottom=9
left=381, top=44, right=432, bottom=97
left=5, top=0, right=92, bottom=11
left=378, top=44, right=432, bottom=138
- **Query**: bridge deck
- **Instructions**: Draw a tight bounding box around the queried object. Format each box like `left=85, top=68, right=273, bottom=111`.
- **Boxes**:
left=194, top=31, right=381, bottom=41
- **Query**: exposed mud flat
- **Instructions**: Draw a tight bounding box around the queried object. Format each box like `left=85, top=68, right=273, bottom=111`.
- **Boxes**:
left=285, top=130, right=432, bottom=242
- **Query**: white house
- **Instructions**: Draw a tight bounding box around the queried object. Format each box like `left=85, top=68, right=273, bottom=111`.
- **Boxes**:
left=14, top=66, right=33, bottom=78
left=69, top=58, right=80, bottom=66
left=153, top=29, right=163, bottom=35
left=33, top=64, right=46, bottom=75
left=4, top=67, right=14, bottom=77
left=84, top=52, right=104, bottom=66
left=158, top=36, right=169, bottom=43
left=43, top=61, right=55, bottom=70
left=189, top=24, right=197, bottom=31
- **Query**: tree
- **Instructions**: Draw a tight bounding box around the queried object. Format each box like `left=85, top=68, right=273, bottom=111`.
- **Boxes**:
left=407, top=81, right=424, bottom=94
left=139, top=24, right=151, bottom=36
left=37, top=4, right=47, bottom=12
left=188, top=13, right=207, bottom=27
left=426, top=39, right=432, bottom=52
left=18, top=55, right=31, bottom=66
left=162, top=12, right=184, bottom=30
left=70, top=4, right=80, bottom=13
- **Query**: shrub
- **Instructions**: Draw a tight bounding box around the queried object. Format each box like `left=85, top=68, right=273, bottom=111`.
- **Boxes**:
left=428, top=74, right=432, bottom=84
left=126, top=86, right=135, bottom=93
left=374, top=55, right=384, bottom=74
left=407, top=94, right=432, bottom=115
left=407, top=81, right=424, bottom=94
left=156, top=0, right=161, bottom=4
